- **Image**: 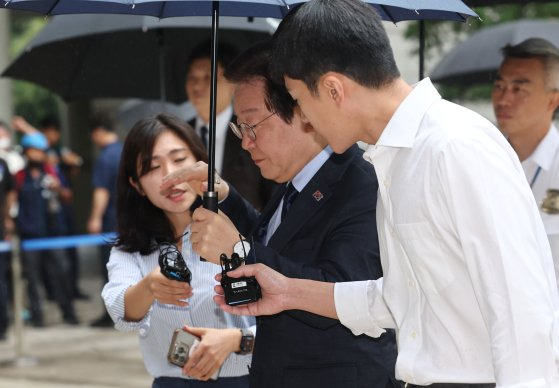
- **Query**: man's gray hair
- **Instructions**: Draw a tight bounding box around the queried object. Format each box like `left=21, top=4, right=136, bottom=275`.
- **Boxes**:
left=502, top=38, right=559, bottom=91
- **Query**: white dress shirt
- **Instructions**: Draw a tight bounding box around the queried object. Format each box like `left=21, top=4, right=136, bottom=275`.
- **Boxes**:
left=522, top=124, right=559, bottom=289
left=194, top=105, right=232, bottom=174
left=334, top=79, right=559, bottom=387
left=102, top=227, right=254, bottom=379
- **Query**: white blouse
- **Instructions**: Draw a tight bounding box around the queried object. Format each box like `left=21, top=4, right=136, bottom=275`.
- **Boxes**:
left=102, top=227, right=254, bottom=379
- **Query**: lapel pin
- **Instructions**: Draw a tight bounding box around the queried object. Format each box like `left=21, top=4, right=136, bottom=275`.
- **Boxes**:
left=541, top=189, right=559, bottom=214
left=312, top=190, right=324, bottom=202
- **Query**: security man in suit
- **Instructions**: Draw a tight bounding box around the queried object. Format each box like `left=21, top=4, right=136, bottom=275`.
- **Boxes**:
left=164, top=40, right=400, bottom=388
left=491, top=38, right=559, bottom=287
left=185, top=40, right=275, bottom=210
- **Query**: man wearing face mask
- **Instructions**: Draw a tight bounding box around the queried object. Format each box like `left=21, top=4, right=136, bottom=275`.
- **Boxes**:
left=15, top=132, right=78, bottom=327
left=0, top=120, right=24, bottom=174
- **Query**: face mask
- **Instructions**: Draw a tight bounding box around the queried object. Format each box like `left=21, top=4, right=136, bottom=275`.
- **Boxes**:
left=27, top=160, right=43, bottom=170
left=0, top=138, right=11, bottom=150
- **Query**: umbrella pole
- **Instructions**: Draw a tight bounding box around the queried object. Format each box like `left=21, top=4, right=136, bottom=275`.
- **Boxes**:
left=157, top=29, right=166, bottom=104
left=203, top=1, right=219, bottom=212
left=419, top=20, right=425, bottom=80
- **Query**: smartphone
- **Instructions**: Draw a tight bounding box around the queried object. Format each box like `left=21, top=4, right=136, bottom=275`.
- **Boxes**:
left=167, top=329, right=198, bottom=367
left=167, top=329, right=219, bottom=380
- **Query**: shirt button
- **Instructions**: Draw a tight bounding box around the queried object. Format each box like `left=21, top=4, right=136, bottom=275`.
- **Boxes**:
left=139, top=328, right=147, bottom=336
left=383, top=179, right=389, bottom=188
left=408, top=279, right=415, bottom=288
left=410, top=330, right=418, bottom=339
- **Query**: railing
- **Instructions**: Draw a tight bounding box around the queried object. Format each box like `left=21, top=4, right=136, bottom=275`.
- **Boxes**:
left=0, top=233, right=116, bottom=366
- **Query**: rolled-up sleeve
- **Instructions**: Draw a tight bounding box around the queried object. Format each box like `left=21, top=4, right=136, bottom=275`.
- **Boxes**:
left=101, top=248, right=152, bottom=332
left=334, top=279, right=394, bottom=338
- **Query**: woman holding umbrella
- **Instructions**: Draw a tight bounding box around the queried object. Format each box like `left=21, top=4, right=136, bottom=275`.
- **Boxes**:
left=102, top=113, right=253, bottom=388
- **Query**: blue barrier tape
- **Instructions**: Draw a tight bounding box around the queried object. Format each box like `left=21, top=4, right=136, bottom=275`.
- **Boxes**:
left=0, top=233, right=117, bottom=252
left=21, top=233, right=117, bottom=251
left=0, top=241, right=10, bottom=253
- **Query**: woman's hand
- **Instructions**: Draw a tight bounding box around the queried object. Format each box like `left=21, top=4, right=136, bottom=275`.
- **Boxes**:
left=160, top=161, right=230, bottom=200
left=147, top=267, right=192, bottom=306
left=181, top=326, right=243, bottom=381
left=124, top=267, right=193, bottom=321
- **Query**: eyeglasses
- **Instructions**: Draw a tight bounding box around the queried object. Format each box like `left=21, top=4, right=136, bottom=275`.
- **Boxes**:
left=229, top=112, right=276, bottom=141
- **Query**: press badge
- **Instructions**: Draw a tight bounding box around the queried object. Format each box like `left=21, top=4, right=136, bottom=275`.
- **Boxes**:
left=541, top=189, right=559, bottom=214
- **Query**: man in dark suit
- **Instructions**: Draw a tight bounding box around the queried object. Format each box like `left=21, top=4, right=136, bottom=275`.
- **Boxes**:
left=185, top=40, right=275, bottom=210
left=165, top=41, right=400, bottom=387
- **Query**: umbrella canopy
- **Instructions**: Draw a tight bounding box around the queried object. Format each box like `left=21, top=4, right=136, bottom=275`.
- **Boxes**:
left=0, top=0, right=478, bottom=206
left=1, top=14, right=276, bottom=103
left=1, top=0, right=477, bottom=22
left=430, top=19, right=559, bottom=85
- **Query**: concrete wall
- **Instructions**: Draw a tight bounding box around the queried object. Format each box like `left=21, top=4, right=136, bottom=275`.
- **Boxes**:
left=0, top=11, right=13, bottom=123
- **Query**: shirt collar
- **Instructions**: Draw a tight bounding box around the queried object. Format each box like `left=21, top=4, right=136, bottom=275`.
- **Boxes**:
left=378, top=78, right=441, bottom=148
left=195, top=105, right=233, bottom=139
left=526, top=124, right=559, bottom=171
left=363, top=78, right=441, bottom=164
left=291, top=146, right=333, bottom=192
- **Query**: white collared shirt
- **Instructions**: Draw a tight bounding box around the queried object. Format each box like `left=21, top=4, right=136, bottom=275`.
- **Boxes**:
left=102, top=227, right=254, bottom=379
left=522, top=124, right=559, bottom=288
left=195, top=105, right=232, bottom=174
left=334, top=79, right=559, bottom=387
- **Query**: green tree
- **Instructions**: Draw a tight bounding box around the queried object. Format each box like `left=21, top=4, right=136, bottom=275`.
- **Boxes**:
left=9, top=14, right=61, bottom=126
left=406, top=3, right=559, bottom=100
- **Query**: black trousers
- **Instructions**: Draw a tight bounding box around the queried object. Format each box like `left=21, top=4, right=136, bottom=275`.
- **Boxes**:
left=407, top=384, right=495, bottom=388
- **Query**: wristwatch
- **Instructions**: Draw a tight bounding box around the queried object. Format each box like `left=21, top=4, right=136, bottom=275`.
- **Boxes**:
left=233, top=238, right=251, bottom=258
left=235, top=328, right=255, bottom=355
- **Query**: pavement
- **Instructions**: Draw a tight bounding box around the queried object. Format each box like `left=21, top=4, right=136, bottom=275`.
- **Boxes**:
left=0, top=265, right=153, bottom=388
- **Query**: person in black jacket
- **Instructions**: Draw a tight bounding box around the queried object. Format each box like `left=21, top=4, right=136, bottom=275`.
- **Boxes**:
left=162, top=40, right=400, bottom=388
left=184, top=40, right=275, bottom=210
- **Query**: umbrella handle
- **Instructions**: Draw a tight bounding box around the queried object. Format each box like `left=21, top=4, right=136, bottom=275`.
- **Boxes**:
left=203, top=191, right=218, bottom=213
left=200, top=191, right=218, bottom=262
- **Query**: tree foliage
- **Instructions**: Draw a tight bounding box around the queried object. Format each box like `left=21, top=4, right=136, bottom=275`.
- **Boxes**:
left=405, top=3, right=559, bottom=101
left=9, top=14, right=61, bottom=127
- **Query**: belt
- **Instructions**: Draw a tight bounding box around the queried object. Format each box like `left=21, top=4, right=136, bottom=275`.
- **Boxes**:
left=406, top=384, right=496, bottom=388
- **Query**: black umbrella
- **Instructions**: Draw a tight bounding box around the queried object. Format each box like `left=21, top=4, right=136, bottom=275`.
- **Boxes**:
left=0, top=0, right=477, bottom=211
left=430, top=19, right=559, bottom=85
left=1, top=14, right=275, bottom=103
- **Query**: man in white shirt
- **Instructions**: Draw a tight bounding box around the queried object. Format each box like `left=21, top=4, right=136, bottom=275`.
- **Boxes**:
left=185, top=40, right=275, bottom=210
left=492, top=38, right=559, bottom=287
left=213, top=1, right=559, bottom=387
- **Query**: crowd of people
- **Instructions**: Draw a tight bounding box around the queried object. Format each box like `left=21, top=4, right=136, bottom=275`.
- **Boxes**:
left=0, top=112, right=123, bottom=335
left=2, top=0, right=559, bottom=387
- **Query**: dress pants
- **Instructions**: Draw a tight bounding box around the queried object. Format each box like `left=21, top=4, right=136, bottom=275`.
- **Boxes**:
left=23, top=248, right=74, bottom=323
left=0, top=251, right=10, bottom=336
left=152, top=375, right=249, bottom=388
left=407, top=384, right=495, bottom=388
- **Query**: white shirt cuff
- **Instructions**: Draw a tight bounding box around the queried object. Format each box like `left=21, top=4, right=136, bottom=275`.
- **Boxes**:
left=334, top=280, right=385, bottom=338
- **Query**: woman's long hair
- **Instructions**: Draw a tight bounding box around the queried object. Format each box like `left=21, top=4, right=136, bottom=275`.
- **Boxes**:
left=114, top=113, right=208, bottom=255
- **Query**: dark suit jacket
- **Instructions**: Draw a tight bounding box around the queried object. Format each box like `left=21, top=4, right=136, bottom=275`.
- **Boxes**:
left=221, top=145, right=399, bottom=388
left=188, top=116, right=276, bottom=210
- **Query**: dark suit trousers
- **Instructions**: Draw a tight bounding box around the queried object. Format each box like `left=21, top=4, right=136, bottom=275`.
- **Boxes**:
left=407, top=384, right=495, bottom=388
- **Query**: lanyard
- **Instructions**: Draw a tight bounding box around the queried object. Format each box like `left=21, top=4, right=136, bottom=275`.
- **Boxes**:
left=530, top=166, right=542, bottom=188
